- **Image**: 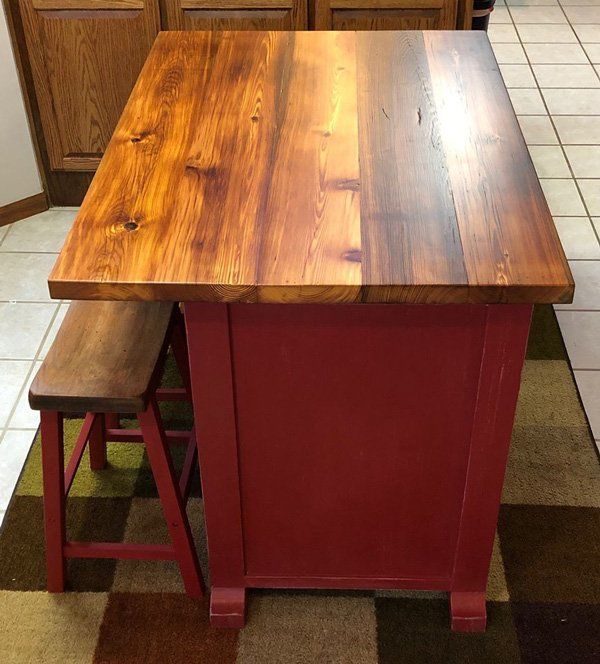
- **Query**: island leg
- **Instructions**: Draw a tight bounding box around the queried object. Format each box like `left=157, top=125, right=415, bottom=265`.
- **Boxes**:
left=210, top=588, right=247, bottom=628
left=449, top=304, right=532, bottom=633
left=450, top=591, right=487, bottom=632
left=185, top=303, right=247, bottom=628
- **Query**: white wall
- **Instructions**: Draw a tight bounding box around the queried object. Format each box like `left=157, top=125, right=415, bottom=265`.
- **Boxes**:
left=0, top=4, right=42, bottom=207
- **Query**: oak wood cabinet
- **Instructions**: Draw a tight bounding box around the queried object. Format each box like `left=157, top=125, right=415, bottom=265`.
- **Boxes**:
left=15, top=0, right=466, bottom=193
left=162, top=0, right=307, bottom=30
left=313, top=0, right=457, bottom=30
left=19, top=0, right=160, bottom=171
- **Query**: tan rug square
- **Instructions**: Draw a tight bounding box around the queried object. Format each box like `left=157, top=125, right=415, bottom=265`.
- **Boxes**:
left=111, top=497, right=208, bottom=592
left=504, top=424, right=600, bottom=507
left=237, top=594, right=378, bottom=664
left=487, top=533, right=509, bottom=602
left=514, top=360, right=588, bottom=428
left=0, top=591, right=107, bottom=664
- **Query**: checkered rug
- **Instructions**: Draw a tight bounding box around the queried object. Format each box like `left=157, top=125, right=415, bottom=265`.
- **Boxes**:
left=0, top=306, right=598, bottom=663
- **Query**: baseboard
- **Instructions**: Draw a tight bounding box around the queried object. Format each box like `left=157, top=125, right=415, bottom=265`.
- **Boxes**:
left=0, top=191, right=48, bottom=227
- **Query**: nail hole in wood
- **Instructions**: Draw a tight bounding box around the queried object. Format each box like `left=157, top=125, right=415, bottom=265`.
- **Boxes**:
left=124, top=221, right=139, bottom=232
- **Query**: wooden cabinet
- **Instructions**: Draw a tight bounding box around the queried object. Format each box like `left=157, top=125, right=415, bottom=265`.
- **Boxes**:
left=14, top=0, right=464, bottom=198
left=162, top=0, right=307, bottom=30
left=19, top=0, right=160, bottom=171
left=313, top=0, right=457, bottom=30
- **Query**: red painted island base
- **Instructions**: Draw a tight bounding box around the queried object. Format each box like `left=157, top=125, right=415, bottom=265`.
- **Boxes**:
left=185, top=302, right=532, bottom=633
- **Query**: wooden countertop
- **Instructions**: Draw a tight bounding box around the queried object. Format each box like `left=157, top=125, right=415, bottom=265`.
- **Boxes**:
left=49, top=30, right=574, bottom=304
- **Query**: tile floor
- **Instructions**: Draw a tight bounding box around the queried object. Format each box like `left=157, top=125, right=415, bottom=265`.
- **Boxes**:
left=0, top=209, right=74, bottom=524
left=0, top=4, right=599, bottom=526
left=489, top=0, right=600, bottom=456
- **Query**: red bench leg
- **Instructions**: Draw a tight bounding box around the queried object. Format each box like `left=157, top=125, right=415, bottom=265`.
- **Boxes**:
left=40, top=410, right=66, bottom=592
left=88, top=413, right=107, bottom=471
left=105, top=413, right=120, bottom=430
left=170, top=307, right=192, bottom=394
left=138, top=398, right=204, bottom=598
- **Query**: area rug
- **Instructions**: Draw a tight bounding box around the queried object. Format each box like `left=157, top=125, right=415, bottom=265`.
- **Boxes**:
left=0, top=306, right=599, bottom=664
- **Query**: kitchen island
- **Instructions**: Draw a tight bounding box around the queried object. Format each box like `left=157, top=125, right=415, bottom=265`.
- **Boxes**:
left=48, top=29, right=574, bottom=632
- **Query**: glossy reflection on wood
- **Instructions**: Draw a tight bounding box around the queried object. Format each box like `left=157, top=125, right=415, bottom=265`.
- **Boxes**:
left=49, top=30, right=574, bottom=304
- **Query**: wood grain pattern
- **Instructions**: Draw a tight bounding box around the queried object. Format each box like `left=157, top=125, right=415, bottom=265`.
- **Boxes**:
left=163, top=0, right=307, bottom=29
left=0, top=192, right=48, bottom=227
left=314, top=0, right=456, bottom=29
left=19, top=0, right=160, bottom=171
left=49, top=30, right=574, bottom=304
left=31, top=0, right=144, bottom=9
left=29, top=301, right=174, bottom=412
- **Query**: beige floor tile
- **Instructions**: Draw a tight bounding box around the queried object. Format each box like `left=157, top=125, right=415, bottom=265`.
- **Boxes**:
left=556, top=260, right=600, bottom=309
left=0, top=302, right=57, bottom=359
left=525, top=42, right=588, bottom=63
left=573, top=370, right=600, bottom=439
left=540, top=178, right=586, bottom=215
left=0, top=253, right=57, bottom=302
left=237, top=595, right=378, bottom=664
left=573, top=25, right=600, bottom=42
left=508, top=88, right=547, bottom=114
left=593, top=216, right=600, bottom=235
left=492, top=42, right=528, bottom=63
left=579, top=178, right=600, bottom=214
left=500, top=63, right=537, bottom=87
left=584, top=43, right=600, bottom=63
left=7, top=361, right=42, bottom=429
left=528, top=145, right=571, bottom=177
left=518, top=115, right=558, bottom=144
left=563, top=6, right=600, bottom=22
left=517, top=23, right=577, bottom=42
left=0, top=210, right=75, bottom=253
left=565, top=145, right=600, bottom=177
left=561, top=0, right=600, bottom=5
left=571, top=259, right=600, bottom=308
left=488, top=23, right=520, bottom=42
left=509, top=5, right=567, bottom=22
left=491, top=5, right=512, bottom=22
left=543, top=87, right=600, bottom=114
left=553, top=217, right=600, bottom=259
left=534, top=64, right=600, bottom=87
left=554, top=115, right=600, bottom=144
left=555, top=310, right=600, bottom=368
left=0, top=591, right=108, bottom=664
left=506, top=0, right=558, bottom=5
left=0, top=225, right=9, bottom=245
left=0, top=430, right=37, bottom=518
left=38, top=303, right=69, bottom=359
left=0, top=360, right=31, bottom=428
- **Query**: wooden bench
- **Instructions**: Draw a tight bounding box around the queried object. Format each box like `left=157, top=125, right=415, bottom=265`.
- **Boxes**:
left=29, top=301, right=204, bottom=598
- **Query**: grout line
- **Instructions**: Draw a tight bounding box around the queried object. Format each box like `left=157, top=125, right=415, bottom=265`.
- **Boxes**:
left=3, top=427, right=39, bottom=433
left=506, top=5, right=600, bottom=246
left=0, top=301, right=56, bottom=305
left=2, top=302, right=62, bottom=431
left=0, top=250, right=62, bottom=255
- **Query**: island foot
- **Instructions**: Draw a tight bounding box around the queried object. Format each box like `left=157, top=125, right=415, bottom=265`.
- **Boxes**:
left=450, top=591, right=487, bottom=633
left=210, top=588, right=246, bottom=628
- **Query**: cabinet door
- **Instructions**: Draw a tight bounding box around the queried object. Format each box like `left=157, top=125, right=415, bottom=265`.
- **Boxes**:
left=19, top=0, right=160, bottom=171
left=162, top=0, right=307, bottom=30
left=314, top=0, right=457, bottom=30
